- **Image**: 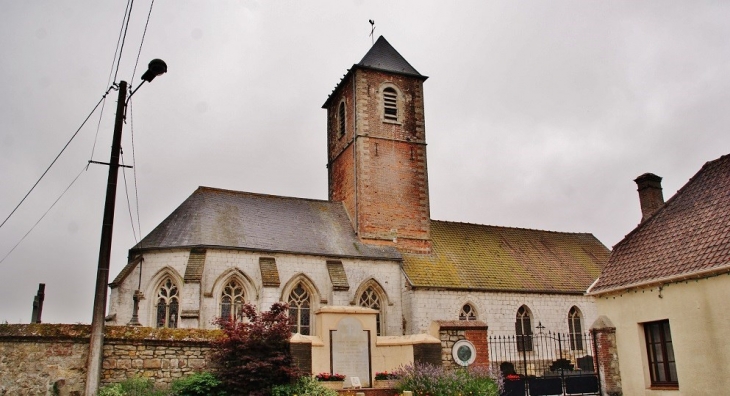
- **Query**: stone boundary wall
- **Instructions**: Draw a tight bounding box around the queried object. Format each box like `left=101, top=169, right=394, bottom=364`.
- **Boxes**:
left=0, top=324, right=220, bottom=396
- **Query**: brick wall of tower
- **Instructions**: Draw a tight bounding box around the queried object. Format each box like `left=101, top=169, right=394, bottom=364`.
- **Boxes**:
left=357, top=137, right=430, bottom=252
left=326, top=66, right=431, bottom=253
left=327, top=72, right=357, bottom=223
left=354, top=68, right=431, bottom=253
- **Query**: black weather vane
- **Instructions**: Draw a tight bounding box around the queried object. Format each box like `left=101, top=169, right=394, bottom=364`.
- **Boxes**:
left=369, top=19, right=376, bottom=45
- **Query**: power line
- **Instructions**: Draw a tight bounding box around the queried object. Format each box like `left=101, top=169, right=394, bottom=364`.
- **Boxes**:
left=0, top=164, right=89, bottom=264
left=129, top=103, right=143, bottom=242
left=127, top=0, right=157, bottom=242
left=91, top=0, right=135, bottom=162
left=113, top=0, right=136, bottom=84
left=0, top=86, right=116, bottom=231
left=120, top=150, right=138, bottom=244
left=131, top=0, right=156, bottom=83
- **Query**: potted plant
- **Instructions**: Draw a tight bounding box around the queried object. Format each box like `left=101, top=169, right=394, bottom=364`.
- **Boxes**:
left=374, top=371, right=399, bottom=389
left=315, top=372, right=346, bottom=390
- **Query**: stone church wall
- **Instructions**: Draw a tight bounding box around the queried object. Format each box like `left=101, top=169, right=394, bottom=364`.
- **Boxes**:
left=109, top=249, right=405, bottom=336
left=404, top=289, right=598, bottom=336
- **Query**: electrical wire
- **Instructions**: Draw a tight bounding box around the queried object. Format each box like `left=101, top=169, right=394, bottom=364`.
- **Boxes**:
left=0, top=164, right=89, bottom=264
left=120, top=150, right=139, bottom=244
left=131, top=0, right=156, bottom=83
left=113, top=0, right=136, bottom=84
left=127, top=0, right=157, bottom=243
left=90, top=0, right=135, bottom=162
left=129, top=102, right=143, bottom=242
left=0, top=86, right=116, bottom=231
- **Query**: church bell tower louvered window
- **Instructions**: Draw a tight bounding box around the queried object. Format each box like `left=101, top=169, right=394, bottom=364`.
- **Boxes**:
left=383, top=87, right=398, bottom=122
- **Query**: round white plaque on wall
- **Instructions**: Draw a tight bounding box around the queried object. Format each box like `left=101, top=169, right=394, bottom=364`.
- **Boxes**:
left=452, top=339, right=477, bottom=366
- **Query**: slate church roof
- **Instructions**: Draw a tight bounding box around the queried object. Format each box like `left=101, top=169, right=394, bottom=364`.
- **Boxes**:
left=402, top=221, right=609, bottom=294
left=357, top=36, right=424, bottom=78
left=589, top=154, right=730, bottom=294
left=130, top=186, right=401, bottom=261
left=323, top=35, right=426, bottom=108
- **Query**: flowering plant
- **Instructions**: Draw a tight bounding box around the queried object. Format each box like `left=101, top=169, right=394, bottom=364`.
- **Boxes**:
left=315, top=372, right=346, bottom=381
left=375, top=371, right=399, bottom=380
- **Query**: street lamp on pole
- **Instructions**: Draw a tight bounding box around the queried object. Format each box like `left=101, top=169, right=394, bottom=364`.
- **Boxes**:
left=85, top=59, right=167, bottom=396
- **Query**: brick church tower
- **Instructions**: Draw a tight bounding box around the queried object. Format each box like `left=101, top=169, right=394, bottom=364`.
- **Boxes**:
left=323, top=36, right=431, bottom=253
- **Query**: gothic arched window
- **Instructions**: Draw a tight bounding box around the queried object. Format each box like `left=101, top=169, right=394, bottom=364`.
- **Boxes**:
left=220, top=279, right=245, bottom=322
left=515, top=305, right=533, bottom=352
left=358, top=286, right=383, bottom=335
left=568, top=306, right=584, bottom=350
left=459, top=304, right=477, bottom=321
left=288, top=282, right=311, bottom=335
left=382, top=87, right=398, bottom=122
left=155, top=278, right=179, bottom=328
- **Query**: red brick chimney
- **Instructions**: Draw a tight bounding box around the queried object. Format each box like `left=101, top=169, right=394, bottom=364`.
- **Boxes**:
left=634, top=173, right=664, bottom=222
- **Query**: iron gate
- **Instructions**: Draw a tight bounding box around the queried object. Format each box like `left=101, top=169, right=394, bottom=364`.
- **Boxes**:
left=488, top=332, right=600, bottom=396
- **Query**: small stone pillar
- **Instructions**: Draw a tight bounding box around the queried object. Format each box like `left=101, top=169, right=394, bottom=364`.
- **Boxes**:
left=590, top=316, right=622, bottom=396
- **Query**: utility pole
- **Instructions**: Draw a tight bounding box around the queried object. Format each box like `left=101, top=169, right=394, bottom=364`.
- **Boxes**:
left=84, top=59, right=166, bottom=395
left=85, top=80, right=127, bottom=395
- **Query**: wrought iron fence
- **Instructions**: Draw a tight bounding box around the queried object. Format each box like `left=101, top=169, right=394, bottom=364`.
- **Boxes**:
left=489, top=332, right=600, bottom=396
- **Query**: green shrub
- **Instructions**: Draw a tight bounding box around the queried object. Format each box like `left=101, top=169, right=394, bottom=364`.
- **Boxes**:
left=98, top=384, right=126, bottom=396
left=170, top=371, right=227, bottom=396
left=270, top=376, right=337, bottom=396
left=97, top=377, right=166, bottom=396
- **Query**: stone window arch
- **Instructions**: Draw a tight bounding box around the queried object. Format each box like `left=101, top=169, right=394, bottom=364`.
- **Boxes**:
left=282, top=275, right=319, bottom=336
left=155, top=277, right=179, bottom=328
left=568, top=306, right=584, bottom=350
left=220, top=279, right=246, bottom=322
left=459, top=303, right=478, bottom=321
left=515, top=305, right=533, bottom=352
left=356, top=280, right=388, bottom=336
left=288, top=282, right=312, bottom=335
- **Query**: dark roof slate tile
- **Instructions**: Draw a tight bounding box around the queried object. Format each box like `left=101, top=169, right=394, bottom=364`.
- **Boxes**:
left=358, top=36, right=423, bottom=77
left=132, top=187, right=401, bottom=261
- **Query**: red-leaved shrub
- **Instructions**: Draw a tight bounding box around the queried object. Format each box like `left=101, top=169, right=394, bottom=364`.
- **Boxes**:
left=211, top=303, right=298, bottom=396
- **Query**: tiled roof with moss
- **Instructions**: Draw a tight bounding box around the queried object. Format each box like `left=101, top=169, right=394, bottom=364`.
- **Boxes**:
left=590, top=154, right=730, bottom=294
left=402, top=221, right=609, bottom=293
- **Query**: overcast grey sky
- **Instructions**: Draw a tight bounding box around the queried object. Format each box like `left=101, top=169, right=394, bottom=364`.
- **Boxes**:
left=1, top=1, right=729, bottom=324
